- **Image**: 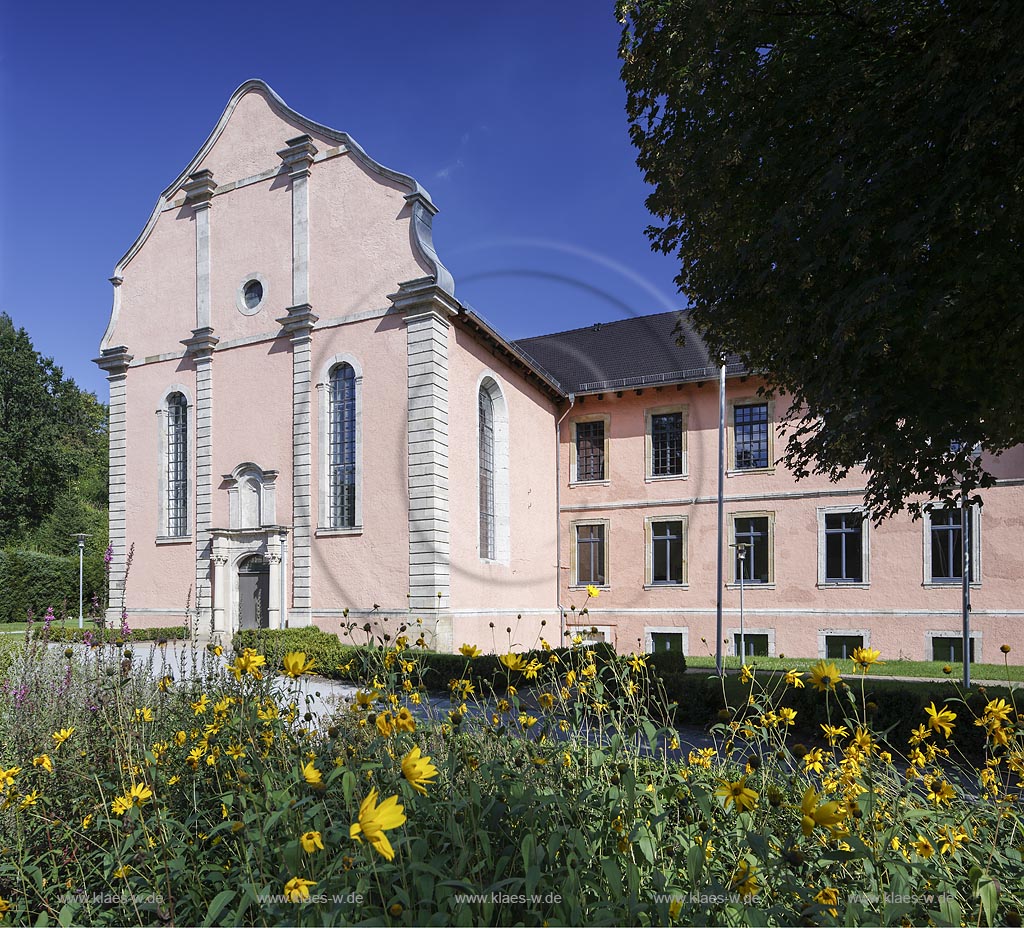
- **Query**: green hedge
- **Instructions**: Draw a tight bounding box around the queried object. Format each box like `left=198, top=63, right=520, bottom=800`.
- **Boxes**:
left=659, top=669, right=1013, bottom=759
left=36, top=625, right=189, bottom=644
left=0, top=548, right=105, bottom=623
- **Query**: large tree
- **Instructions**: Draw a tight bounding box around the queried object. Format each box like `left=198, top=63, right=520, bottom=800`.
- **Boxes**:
left=0, top=313, right=108, bottom=543
left=618, top=0, right=1024, bottom=518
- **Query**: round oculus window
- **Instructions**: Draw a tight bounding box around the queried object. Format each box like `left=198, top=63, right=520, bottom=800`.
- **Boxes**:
left=243, top=279, right=263, bottom=309
left=236, top=275, right=267, bottom=315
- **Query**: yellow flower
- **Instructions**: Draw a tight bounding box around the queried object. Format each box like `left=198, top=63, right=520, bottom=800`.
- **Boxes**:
left=627, top=653, right=646, bottom=673
left=208, top=643, right=223, bottom=656
left=925, top=702, right=956, bottom=738
left=926, top=777, right=955, bottom=806
left=51, top=728, right=75, bottom=749
left=459, top=643, right=482, bottom=658
left=376, top=712, right=395, bottom=737
left=226, top=743, right=246, bottom=760
left=808, top=660, right=842, bottom=693
left=800, top=786, right=846, bottom=837
left=730, top=859, right=759, bottom=899
left=111, top=795, right=132, bottom=816
left=821, top=723, right=849, bottom=745
left=585, top=584, right=601, bottom=598
left=282, top=651, right=315, bottom=678
left=814, top=887, right=839, bottom=916
left=803, top=748, right=825, bottom=774
left=350, top=788, right=406, bottom=861
left=167, top=775, right=180, bottom=786
left=522, top=659, right=544, bottom=680
left=300, top=831, right=324, bottom=853
left=19, top=790, right=40, bottom=809
left=230, top=648, right=267, bottom=680
left=779, top=707, right=797, bottom=726
left=784, top=669, right=805, bottom=688
left=191, top=695, right=209, bottom=716
left=909, top=724, right=931, bottom=745
left=668, top=899, right=683, bottom=919
left=538, top=692, right=555, bottom=710
left=135, top=707, right=154, bottom=723
left=401, top=746, right=439, bottom=796
left=851, top=646, right=882, bottom=671
left=283, top=877, right=317, bottom=902
left=302, top=760, right=323, bottom=786
left=715, top=776, right=758, bottom=813
left=938, top=825, right=969, bottom=855
left=127, top=782, right=153, bottom=806
left=739, top=664, right=753, bottom=685
left=913, top=836, right=935, bottom=859
left=498, top=653, right=528, bottom=673
left=113, top=865, right=131, bottom=879
left=982, top=698, right=1013, bottom=726
left=174, top=730, right=187, bottom=746
left=158, top=675, right=174, bottom=692
left=0, top=766, right=20, bottom=788
left=32, top=754, right=53, bottom=774
left=395, top=707, right=416, bottom=733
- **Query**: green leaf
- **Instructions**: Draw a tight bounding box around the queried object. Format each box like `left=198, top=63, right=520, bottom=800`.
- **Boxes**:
left=203, top=890, right=236, bottom=927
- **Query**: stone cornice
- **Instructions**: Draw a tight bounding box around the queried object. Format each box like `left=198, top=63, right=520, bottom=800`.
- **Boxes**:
left=277, top=303, right=319, bottom=336
left=182, top=169, right=217, bottom=208
left=278, top=134, right=318, bottom=178
left=389, top=277, right=461, bottom=320
left=93, top=345, right=134, bottom=376
left=182, top=326, right=220, bottom=358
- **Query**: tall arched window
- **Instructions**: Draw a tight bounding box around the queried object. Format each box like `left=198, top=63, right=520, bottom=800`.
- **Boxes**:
left=166, top=392, right=188, bottom=537
left=478, top=387, right=496, bottom=559
left=329, top=363, right=357, bottom=528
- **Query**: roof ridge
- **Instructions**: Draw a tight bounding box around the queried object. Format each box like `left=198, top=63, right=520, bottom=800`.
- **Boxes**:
left=515, top=309, right=686, bottom=343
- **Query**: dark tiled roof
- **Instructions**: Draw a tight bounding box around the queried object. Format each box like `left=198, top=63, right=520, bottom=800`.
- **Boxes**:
left=514, top=311, right=741, bottom=395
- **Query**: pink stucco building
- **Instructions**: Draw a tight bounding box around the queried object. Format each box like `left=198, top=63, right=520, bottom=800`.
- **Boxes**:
left=96, top=80, right=1023, bottom=663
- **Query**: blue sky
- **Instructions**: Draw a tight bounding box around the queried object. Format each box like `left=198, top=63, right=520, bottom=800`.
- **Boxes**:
left=0, top=0, right=683, bottom=397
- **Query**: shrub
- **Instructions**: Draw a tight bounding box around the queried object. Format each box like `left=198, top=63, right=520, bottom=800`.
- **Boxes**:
left=0, top=548, right=106, bottom=623
left=36, top=624, right=189, bottom=644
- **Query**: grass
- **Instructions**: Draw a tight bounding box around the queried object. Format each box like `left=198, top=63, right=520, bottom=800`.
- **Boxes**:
left=0, top=619, right=106, bottom=635
left=685, top=652, right=1024, bottom=682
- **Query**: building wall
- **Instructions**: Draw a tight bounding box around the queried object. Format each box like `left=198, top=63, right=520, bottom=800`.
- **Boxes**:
left=446, top=324, right=560, bottom=651
left=559, top=380, right=1024, bottom=662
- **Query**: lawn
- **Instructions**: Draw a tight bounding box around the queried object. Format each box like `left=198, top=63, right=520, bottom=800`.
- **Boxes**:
left=685, top=653, right=1024, bottom=683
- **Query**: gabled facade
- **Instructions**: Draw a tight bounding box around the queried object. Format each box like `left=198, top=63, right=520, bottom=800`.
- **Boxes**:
left=97, top=80, right=1024, bottom=662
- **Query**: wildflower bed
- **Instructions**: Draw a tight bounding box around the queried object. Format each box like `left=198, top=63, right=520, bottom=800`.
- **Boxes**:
left=0, top=629, right=1021, bottom=926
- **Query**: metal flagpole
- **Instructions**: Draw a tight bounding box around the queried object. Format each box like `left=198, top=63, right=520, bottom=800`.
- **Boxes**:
left=715, top=363, right=726, bottom=676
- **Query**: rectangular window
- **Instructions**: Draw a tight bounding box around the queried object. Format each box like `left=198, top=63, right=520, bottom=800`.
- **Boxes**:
left=734, top=403, right=769, bottom=470
left=826, top=634, right=864, bottom=660
left=931, top=636, right=976, bottom=663
left=824, top=512, right=864, bottom=582
left=651, top=412, right=684, bottom=477
left=734, top=516, right=769, bottom=583
left=651, top=520, right=685, bottom=585
left=733, top=633, right=769, bottom=658
left=930, top=509, right=973, bottom=581
left=651, top=631, right=684, bottom=654
left=576, top=523, right=606, bottom=585
left=575, top=420, right=605, bottom=482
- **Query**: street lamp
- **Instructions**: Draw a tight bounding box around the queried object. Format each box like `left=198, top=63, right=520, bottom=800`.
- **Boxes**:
left=730, top=541, right=751, bottom=665
left=71, top=534, right=90, bottom=629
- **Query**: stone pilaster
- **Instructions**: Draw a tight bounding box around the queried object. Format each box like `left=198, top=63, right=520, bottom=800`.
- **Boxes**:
left=278, top=135, right=318, bottom=306
left=182, top=169, right=216, bottom=329
left=389, top=279, right=459, bottom=633
left=278, top=304, right=319, bottom=624
left=94, top=343, right=133, bottom=624
left=182, top=327, right=219, bottom=632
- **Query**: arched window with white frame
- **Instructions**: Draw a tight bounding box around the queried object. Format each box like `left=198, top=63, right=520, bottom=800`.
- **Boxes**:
left=477, top=374, right=510, bottom=563
left=164, top=391, right=190, bottom=538
left=317, top=355, right=363, bottom=534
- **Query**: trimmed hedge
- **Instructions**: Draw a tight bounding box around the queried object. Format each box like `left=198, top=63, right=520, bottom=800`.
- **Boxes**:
left=0, top=548, right=105, bottom=623
left=36, top=625, right=189, bottom=644
left=659, top=669, right=1015, bottom=759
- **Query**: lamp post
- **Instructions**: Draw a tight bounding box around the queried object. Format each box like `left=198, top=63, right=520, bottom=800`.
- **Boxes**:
left=71, top=533, right=90, bottom=629
left=731, top=541, right=751, bottom=664
left=961, top=487, right=971, bottom=689
left=715, top=363, right=726, bottom=676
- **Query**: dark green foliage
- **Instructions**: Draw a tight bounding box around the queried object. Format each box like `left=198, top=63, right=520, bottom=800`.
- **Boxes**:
left=0, top=312, right=108, bottom=542
left=0, top=548, right=105, bottom=623
left=619, top=1, right=1024, bottom=518
left=36, top=624, right=189, bottom=643
left=662, top=669, right=1010, bottom=759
